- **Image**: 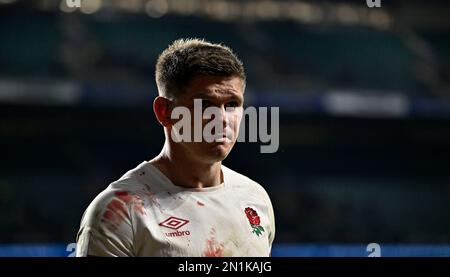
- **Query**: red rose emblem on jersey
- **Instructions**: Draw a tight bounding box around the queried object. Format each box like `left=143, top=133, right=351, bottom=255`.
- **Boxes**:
left=244, top=207, right=265, bottom=236
left=245, top=207, right=260, bottom=225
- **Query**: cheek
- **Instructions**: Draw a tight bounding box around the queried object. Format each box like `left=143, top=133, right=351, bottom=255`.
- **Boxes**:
left=227, top=110, right=243, bottom=127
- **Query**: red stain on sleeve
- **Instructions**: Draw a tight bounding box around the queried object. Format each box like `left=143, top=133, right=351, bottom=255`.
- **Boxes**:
left=115, top=190, right=146, bottom=215
left=101, top=196, right=129, bottom=231
left=115, top=191, right=133, bottom=203
left=133, top=195, right=146, bottom=216
left=107, top=199, right=127, bottom=219
left=102, top=210, right=114, bottom=221
left=101, top=191, right=147, bottom=231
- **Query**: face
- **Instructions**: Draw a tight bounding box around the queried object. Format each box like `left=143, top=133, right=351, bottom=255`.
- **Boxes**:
left=170, top=75, right=244, bottom=164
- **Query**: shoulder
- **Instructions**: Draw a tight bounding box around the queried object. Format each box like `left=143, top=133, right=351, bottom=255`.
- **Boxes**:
left=222, top=164, right=276, bottom=244
left=80, top=176, right=147, bottom=227
left=76, top=163, right=154, bottom=257
left=222, top=165, right=272, bottom=202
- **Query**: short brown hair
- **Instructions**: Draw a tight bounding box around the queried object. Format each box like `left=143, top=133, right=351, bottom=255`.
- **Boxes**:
left=155, top=38, right=246, bottom=98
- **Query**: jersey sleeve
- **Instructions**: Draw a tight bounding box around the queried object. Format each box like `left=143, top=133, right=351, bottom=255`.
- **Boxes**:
left=76, top=190, right=135, bottom=257
left=267, top=194, right=276, bottom=250
left=253, top=181, right=276, bottom=254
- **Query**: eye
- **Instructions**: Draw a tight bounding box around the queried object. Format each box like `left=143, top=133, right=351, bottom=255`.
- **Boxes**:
left=202, top=99, right=213, bottom=108
left=225, top=101, right=239, bottom=108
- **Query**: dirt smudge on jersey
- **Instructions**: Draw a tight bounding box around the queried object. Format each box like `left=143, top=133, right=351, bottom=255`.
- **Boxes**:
left=197, top=201, right=205, bottom=207
left=143, top=190, right=164, bottom=213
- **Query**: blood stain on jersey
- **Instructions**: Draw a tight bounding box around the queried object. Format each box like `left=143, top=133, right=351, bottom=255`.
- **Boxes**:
left=101, top=207, right=122, bottom=232
left=102, top=210, right=114, bottom=221
left=204, top=228, right=224, bottom=257
left=115, top=191, right=132, bottom=203
left=114, top=191, right=147, bottom=216
left=101, top=194, right=131, bottom=231
left=108, top=199, right=127, bottom=219
left=133, top=195, right=146, bottom=216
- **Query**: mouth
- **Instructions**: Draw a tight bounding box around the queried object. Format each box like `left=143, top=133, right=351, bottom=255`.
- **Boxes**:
left=204, top=133, right=232, bottom=143
left=213, top=137, right=227, bottom=143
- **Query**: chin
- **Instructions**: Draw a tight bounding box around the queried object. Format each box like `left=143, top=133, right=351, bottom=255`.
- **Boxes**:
left=204, top=145, right=232, bottom=162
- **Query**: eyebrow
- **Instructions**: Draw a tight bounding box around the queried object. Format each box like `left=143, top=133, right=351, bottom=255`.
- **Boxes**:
left=193, top=91, right=243, bottom=102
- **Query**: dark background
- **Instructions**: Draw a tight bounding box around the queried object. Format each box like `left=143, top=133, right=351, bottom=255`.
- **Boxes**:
left=1, top=0, right=450, bottom=247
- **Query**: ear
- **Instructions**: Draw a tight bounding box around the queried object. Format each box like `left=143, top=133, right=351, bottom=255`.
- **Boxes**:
left=153, top=96, right=172, bottom=127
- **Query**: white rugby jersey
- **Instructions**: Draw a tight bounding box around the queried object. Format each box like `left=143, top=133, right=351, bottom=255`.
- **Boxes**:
left=76, top=161, right=275, bottom=257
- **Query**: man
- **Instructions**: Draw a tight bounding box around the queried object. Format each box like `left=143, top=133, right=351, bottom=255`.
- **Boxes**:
left=76, top=38, right=275, bottom=257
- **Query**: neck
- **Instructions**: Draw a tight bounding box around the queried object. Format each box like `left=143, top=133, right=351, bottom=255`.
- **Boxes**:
left=150, top=141, right=222, bottom=189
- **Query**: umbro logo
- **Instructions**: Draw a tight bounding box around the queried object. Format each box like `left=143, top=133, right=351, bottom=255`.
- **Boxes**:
left=159, top=216, right=189, bottom=230
left=159, top=216, right=191, bottom=237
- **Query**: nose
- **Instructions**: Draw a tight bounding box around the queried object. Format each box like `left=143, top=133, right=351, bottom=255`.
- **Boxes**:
left=219, top=106, right=229, bottom=128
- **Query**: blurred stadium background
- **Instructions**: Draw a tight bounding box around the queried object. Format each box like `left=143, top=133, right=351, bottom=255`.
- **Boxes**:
left=1, top=0, right=450, bottom=257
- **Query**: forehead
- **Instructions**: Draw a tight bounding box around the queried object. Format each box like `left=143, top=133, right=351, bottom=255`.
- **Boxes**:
left=182, top=75, right=244, bottom=99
